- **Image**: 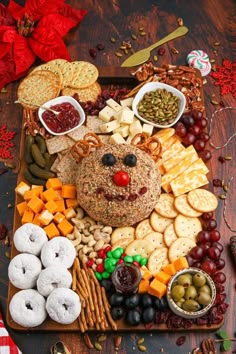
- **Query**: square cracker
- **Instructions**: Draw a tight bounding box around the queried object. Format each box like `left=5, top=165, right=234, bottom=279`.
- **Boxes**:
left=46, top=136, right=73, bottom=155
left=56, top=151, right=79, bottom=173
left=67, top=125, right=91, bottom=141
left=86, top=116, right=103, bottom=134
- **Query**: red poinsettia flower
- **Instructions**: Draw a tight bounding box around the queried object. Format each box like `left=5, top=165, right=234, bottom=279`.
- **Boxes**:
left=0, top=0, right=87, bottom=90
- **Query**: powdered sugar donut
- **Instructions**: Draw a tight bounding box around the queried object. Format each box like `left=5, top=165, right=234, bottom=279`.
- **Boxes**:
left=40, top=236, right=76, bottom=269
left=13, top=223, right=48, bottom=256
left=46, top=288, right=81, bottom=324
left=9, top=289, right=47, bottom=327
left=8, top=253, right=42, bottom=289
left=37, top=265, right=72, bottom=297
left=186, top=50, right=211, bottom=76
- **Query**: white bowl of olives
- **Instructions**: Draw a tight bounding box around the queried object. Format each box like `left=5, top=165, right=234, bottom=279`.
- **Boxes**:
left=167, top=268, right=216, bottom=319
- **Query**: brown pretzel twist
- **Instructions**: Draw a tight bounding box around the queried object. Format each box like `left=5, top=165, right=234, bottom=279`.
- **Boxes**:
left=71, top=141, right=91, bottom=161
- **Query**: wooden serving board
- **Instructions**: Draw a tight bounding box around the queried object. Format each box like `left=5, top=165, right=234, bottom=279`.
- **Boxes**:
left=6, top=66, right=223, bottom=332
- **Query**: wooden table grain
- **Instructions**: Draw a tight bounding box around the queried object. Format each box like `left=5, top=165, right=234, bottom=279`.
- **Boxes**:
left=0, top=1, right=236, bottom=353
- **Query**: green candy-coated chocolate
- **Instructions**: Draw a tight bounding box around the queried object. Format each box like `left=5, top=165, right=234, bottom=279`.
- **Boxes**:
left=102, top=271, right=110, bottom=279
left=124, top=255, right=133, bottom=263
left=140, top=258, right=147, bottom=266
left=112, top=248, right=123, bottom=259
left=95, top=271, right=102, bottom=280
left=107, top=251, right=113, bottom=258
left=133, top=254, right=142, bottom=263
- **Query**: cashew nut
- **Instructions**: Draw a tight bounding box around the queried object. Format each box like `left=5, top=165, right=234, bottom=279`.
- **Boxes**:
left=83, top=216, right=96, bottom=226
left=71, top=238, right=82, bottom=247
left=78, top=249, right=88, bottom=263
left=92, top=263, right=97, bottom=271
left=66, top=232, right=75, bottom=240
left=81, top=234, right=93, bottom=244
left=76, top=207, right=84, bottom=220
left=96, top=258, right=103, bottom=265
left=88, top=239, right=96, bottom=248
left=94, top=239, right=105, bottom=251
left=102, top=226, right=113, bottom=234
left=82, top=245, right=93, bottom=254
left=88, top=251, right=97, bottom=259
left=83, top=229, right=91, bottom=236
left=75, top=244, right=83, bottom=252
left=89, top=225, right=103, bottom=232
left=71, top=218, right=85, bottom=230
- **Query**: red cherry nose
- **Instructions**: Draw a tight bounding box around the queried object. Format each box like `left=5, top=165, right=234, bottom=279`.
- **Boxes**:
left=112, top=170, right=130, bottom=187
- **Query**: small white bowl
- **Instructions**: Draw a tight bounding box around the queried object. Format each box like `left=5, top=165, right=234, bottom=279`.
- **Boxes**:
left=132, top=82, right=186, bottom=129
left=167, top=267, right=216, bottom=319
left=38, top=96, right=85, bottom=136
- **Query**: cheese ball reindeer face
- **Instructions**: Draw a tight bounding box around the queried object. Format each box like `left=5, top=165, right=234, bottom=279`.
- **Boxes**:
left=76, top=143, right=161, bottom=227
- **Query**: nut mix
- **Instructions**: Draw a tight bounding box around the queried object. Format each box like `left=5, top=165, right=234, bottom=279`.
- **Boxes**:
left=137, top=88, right=179, bottom=125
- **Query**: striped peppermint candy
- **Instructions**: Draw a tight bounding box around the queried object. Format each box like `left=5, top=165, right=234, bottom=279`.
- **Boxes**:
left=187, top=50, right=211, bottom=76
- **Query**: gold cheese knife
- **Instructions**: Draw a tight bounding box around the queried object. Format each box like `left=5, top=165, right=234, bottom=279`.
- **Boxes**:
left=121, top=26, right=189, bottom=67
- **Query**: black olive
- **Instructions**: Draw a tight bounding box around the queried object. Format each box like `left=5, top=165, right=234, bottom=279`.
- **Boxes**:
left=126, top=309, right=141, bottom=326
left=141, top=294, right=153, bottom=308
left=102, top=153, right=116, bottom=166
left=109, top=293, right=124, bottom=306
left=159, top=296, right=169, bottom=310
left=124, top=294, right=140, bottom=309
left=100, top=279, right=113, bottom=292
left=123, top=154, right=137, bottom=167
left=142, top=307, right=155, bottom=324
left=111, top=306, right=125, bottom=320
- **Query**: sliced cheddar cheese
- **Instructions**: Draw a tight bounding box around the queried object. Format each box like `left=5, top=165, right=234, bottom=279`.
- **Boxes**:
left=170, top=170, right=209, bottom=196
left=163, top=145, right=197, bottom=172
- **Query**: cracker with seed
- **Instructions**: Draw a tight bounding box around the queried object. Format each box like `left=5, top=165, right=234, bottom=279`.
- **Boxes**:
left=62, top=82, right=101, bottom=103
left=98, top=135, right=111, bottom=144
left=125, top=239, right=154, bottom=259
left=154, top=193, right=178, bottom=218
left=147, top=248, right=169, bottom=275
left=168, top=237, right=196, bottom=263
left=56, top=151, right=78, bottom=173
left=135, top=219, right=154, bottom=239
left=46, top=135, right=73, bottom=155
left=150, top=211, right=173, bottom=233
left=57, top=170, right=78, bottom=185
left=174, top=194, right=202, bottom=217
left=30, top=64, right=64, bottom=88
left=111, top=226, right=135, bottom=246
left=174, top=214, right=202, bottom=240
left=111, top=238, right=133, bottom=251
left=187, top=189, right=218, bottom=213
left=70, top=61, right=99, bottom=89
left=163, top=223, right=178, bottom=247
left=44, top=59, right=74, bottom=87
left=67, top=125, right=91, bottom=141
left=144, top=232, right=164, bottom=249
left=86, top=116, right=103, bottom=134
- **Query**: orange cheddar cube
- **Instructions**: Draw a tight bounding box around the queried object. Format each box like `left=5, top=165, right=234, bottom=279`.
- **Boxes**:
left=61, top=184, right=76, bottom=199
left=23, top=189, right=36, bottom=201
left=30, top=185, right=44, bottom=197
left=162, top=263, right=176, bottom=276
left=42, top=188, right=58, bottom=202
left=15, top=181, right=30, bottom=197
left=54, top=190, right=63, bottom=201
left=155, top=271, right=171, bottom=285
left=65, top=198, right=79, bottom=209
left=138, top=279, right=150, bottom=294
left=16, top=201, right=29, bottom=216
left=57, top=219, right=74, bottom=236
left=140, top=266, right=153, bottom=280
left=21, top=210, right=34, bottom=224
left=46, top=178, right=62, bottom=191
left=54, top=200, right=65, bottom=212
left=40, top=190, right=47, bottom=202
left=173, top=256, right=189, bottom=271
left=53, top=212, right=65, bottom=224
left=45, top=200, right=58, bottom=214
left=148, top=279, right=167, bottom=298
left=38, top=210, right=54, bottom=226
left=27, top=196, right=44, bottom=214
left=32, top=213, right=42, bottom=226
left=63, top=207, right=76, bottom=220
left=44, top=223, right=60, bottom=239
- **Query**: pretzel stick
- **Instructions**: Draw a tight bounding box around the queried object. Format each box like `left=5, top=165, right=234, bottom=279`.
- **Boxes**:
left=78, top=316, right=85, bottom=333
left=90, top=279, right=102, bottom=323
left=72, top=266, right=77, bottom=291
left=76, top=280, right=88, bottom=300
left=85, top=302, right=94, bottom=328
left=101, top=287, right=117, bottom=330
left=80, top=307, right=88, bottom=332
left=124, top=76, right=154, bottom=98
left=75, top=261, right=89, bottom=298
left=81, top=269, right=95, bottom=311
left=88, top=269, right=105, bottom=320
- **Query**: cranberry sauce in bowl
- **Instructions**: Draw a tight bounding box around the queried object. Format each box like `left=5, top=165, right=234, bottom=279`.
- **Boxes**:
left=112, top=263, right=142, bottom=294
left=38, top=96, right=85, bottom=135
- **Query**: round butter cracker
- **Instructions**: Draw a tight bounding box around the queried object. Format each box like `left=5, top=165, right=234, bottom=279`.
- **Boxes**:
left=163, top=223, right=178, bottom=247
left=174, top=194, right=202, bottom=217
left=174, top=214, right=202, bottom=240
left=125, top=239, right=154, bottom=259
left=187, top=189, right=218, bottom=213
left=111, top=238, right=133, bottom=251
left=150, top=211, right=173, bottom=233
left=168, top=237, right=196, bottom=263
left=144, top=232, right=164, bottom=249
left=111, top=226, right=135, bottom=246
left=155, top=193, right=178, bottom=218
left=135, top=219, right=154, bottom=239
left=147, top=248, right=169, bottom=275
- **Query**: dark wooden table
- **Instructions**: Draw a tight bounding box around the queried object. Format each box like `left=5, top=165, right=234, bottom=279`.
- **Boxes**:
left=0, top=0, right=236, bottom=353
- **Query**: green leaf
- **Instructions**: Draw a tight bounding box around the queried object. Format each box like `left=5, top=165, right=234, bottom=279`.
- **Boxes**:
left=221, top=339, right=231, bottom=352
left=216, top=330, right=229, bottom=339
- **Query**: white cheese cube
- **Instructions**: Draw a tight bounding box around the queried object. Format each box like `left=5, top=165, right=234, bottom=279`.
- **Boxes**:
left=120, top=97, right=134, bottom=108
left=129, top=119, right=143, bottom=136
left=15, top=181, right=30, bottom=197
left=117, top=107, right=134, bottom=125
left=142, top=123, right=154, bottom=137
left=106, top=98, right=122, bottom=112
left=98, top=106, right=115, bottom=122
left=109, top=133, right=126, bottom=144
left=99, top=120, right=120, bottom=133
left=113, top=125, right=130, bottom=138
left=38, top=210, right=54, bottom=226
left=126, top=135, right=134, bottom=144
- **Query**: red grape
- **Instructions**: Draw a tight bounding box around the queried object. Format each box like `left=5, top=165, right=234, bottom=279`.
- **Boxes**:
left=215, top=258, right=225, bottom=270
left=199, top=243, right=211, bottom=255
left=188, top=125, right=201, bottom=136
left=175, top=122, right=187, bottom=137
left=213, top=272, right=226, bottom=284
left=181, top=115, right=195, bottom=127
left=191, top=110, right=203, bottom=120
left=198, top=150, right=212, bottom=162
left=197, top=230, right=210, bottom=243
left=193, top=261, right=202, bottom=268
left=182, top=133, right=196, bottom=146
left=210, top=230, right=221, bottom=242
left=201, top=259, right=217, bottom=275
left=203, top=219, right=217, bottom=231
left=212, top=242, right=223, bottom=253
left=194, top=139, right=206, bottom=151
left=186, top=255, right=195, bottom=267
left=196, top=118, right=207, bottom=129
left=199, top=132, right=210, bottom=142
left=208, top=246, right=221, bottom=260
left=201, top=212, right=213, bottom=221
left=189, top=246, right=204, bottom=260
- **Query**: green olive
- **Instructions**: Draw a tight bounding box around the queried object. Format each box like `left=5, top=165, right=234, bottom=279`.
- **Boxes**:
left=193, top=273, right=207, bottom=287
left=196, top=292, right=212, bottom=306
left=184, top=285, right=197, bottom=300
left=171, top=285, right=185, bottom=302
left=182, top=299, right=201, bottom=312
left=199, top=284, right=211, bottom=295
left=177, top=274, right=192, bottom=287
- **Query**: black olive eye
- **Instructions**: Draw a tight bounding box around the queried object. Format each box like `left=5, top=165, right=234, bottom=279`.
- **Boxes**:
left=124, top=154, right=137, bottom=167
left=102, top=153, right=116, bottom=166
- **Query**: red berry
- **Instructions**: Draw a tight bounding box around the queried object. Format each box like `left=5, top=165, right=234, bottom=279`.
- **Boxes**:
left=133, top=261, right=140, bottom=268
left=98, top=249, right=106, bottom=259
left=104, top=245, right=112, bottom=253
left=89, top=48, right=97, bottom=58
left=120, top=252, right=127, bottom=259
left=96, top=263, right=105, bottom=273
left=158, top=47, right=165, bottom=56
left=113, top=170, right=130, bottom=186
left=86, top=259, right=94, bottom=268
left=117, top=259, right=124, bottom=265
